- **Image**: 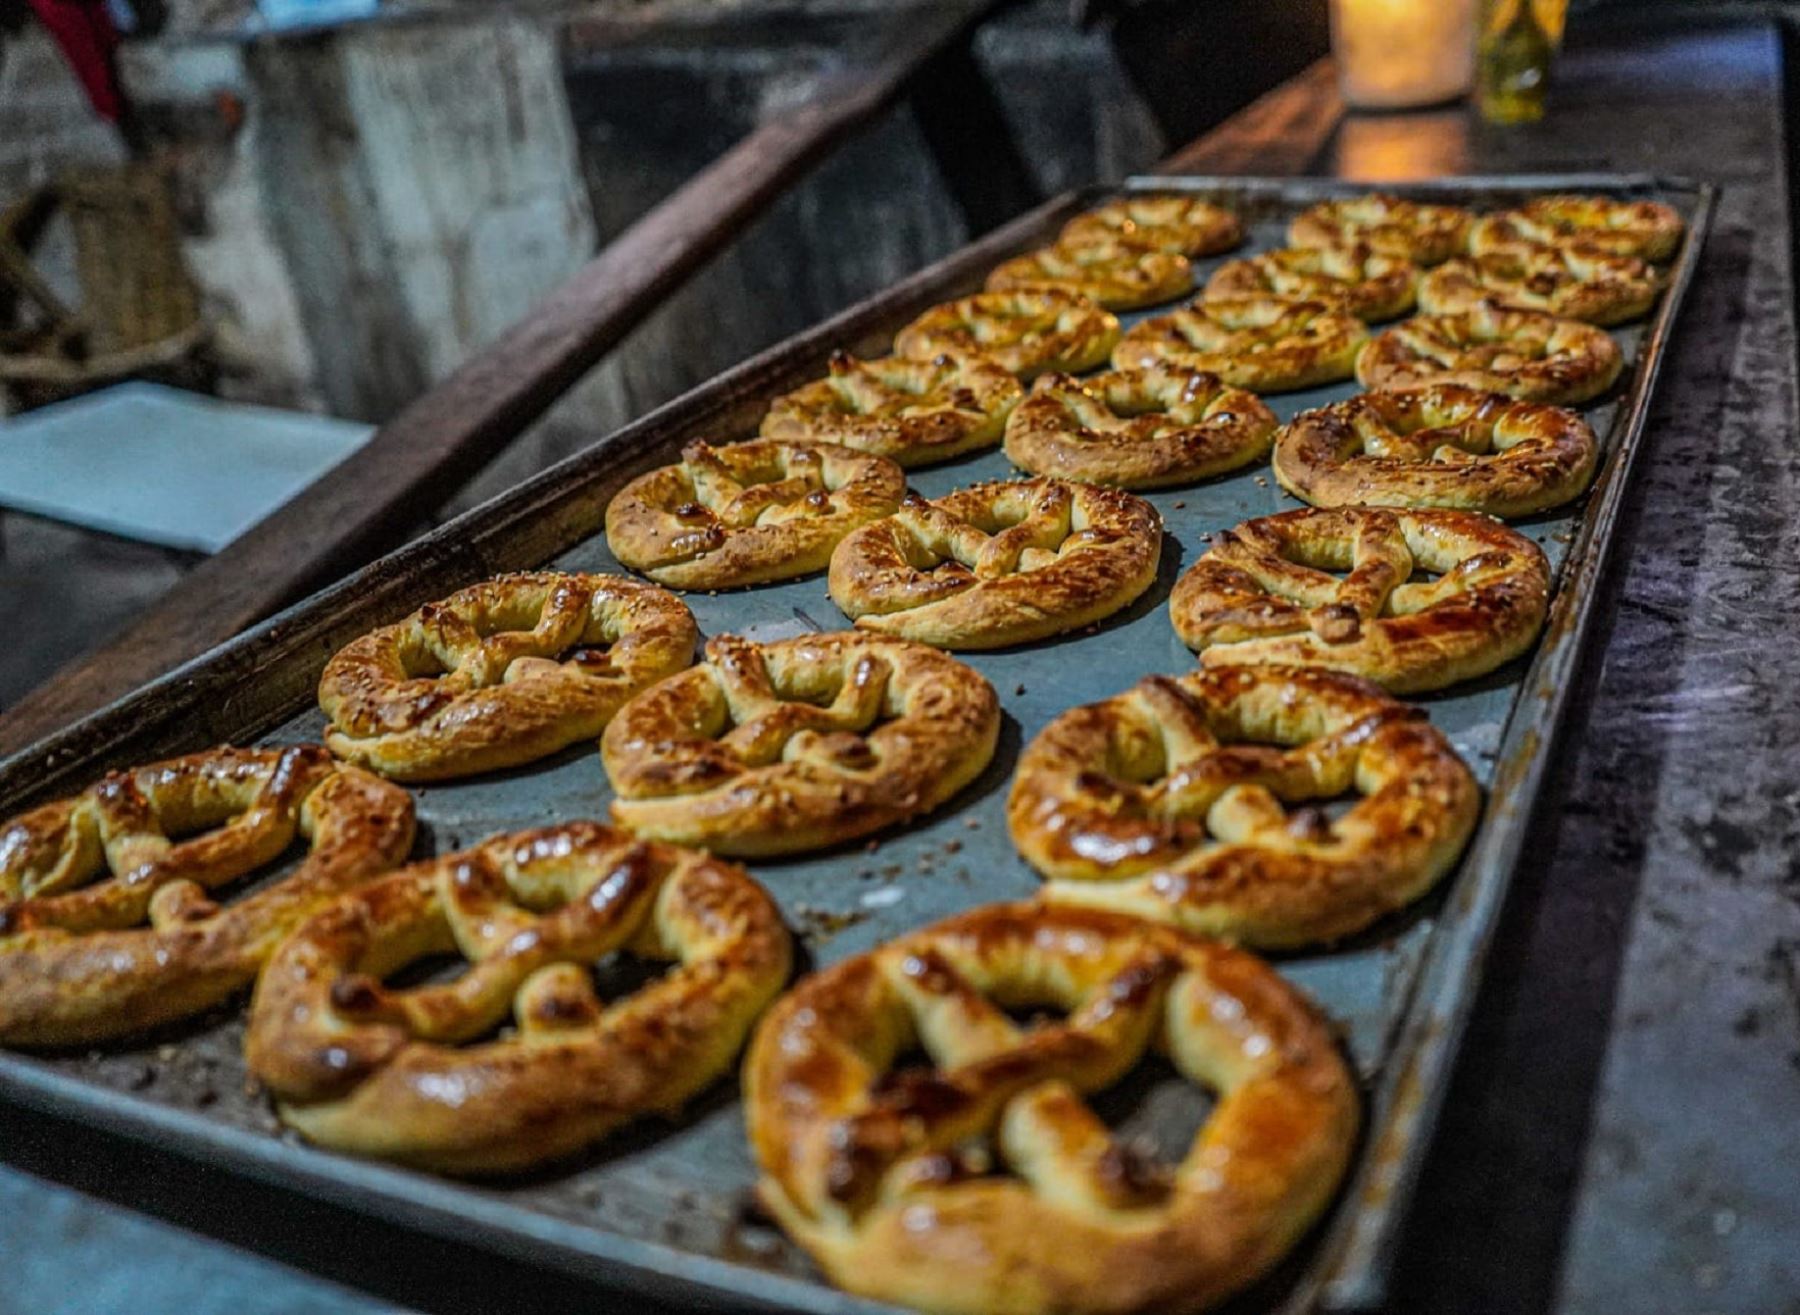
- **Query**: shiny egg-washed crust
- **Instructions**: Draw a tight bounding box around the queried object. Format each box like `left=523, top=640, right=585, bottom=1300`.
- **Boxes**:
left=0, top=745, right=414, bottom=1047
left=1003, top=365, right=1277, bottom=490
left=1418, top=247, right=1660, bottom=326
left=1058, top=194, right=1244, bottom=257
left=985, top=238, right=1193, bottom=311
left=1356, top=305, right=1624, bottom=405
left=605, top=439, right=905, bottom=590
left=1113, top=296, right=1368, bottom=394
left=603, top=632, right=999, bottom=856
left=1204, top=242, right=1418, bottom=322
left=759, top=349, right=1023, bottom=467
left=1272, top=386, right=1598, bottom=518
left=1170, top=506, right=1550, bottom=694
left=319, top=573, right=697, bottom=782
left=1013, top=667, right=1478, bottom=947
left=827, top=478, right=1161, bottom=650
left=246, top=821, right=790, bottom=1174
left=1288, top=194, right=1474, bottom=266
left=745, top=900, right=1358, bottom=1315
left=895, top=289, right=1120, bottom=379
left=1468, top=194, right=1685, bottom=262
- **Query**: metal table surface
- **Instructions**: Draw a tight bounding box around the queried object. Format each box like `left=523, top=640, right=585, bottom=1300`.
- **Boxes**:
left=1, top=17, right=1796, bottom=1315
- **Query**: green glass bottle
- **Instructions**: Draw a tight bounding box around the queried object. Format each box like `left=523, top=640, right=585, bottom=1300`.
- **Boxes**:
left=1477, top=0, right=1553, bottom=124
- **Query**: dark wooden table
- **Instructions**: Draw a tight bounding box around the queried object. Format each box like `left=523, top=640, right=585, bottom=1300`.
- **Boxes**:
left=3, top=17, right=1796, bottom=1315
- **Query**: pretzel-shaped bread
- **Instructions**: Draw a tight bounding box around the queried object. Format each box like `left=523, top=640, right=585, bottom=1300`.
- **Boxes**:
left=1289, top=194, right=1474, bottom=265
left=319, top=572, right=697, bottom=782
left=985, top=237, right=1192, bottom=311
left=1004, top=364, right=1278, bottom=489
left=1012, top=668, right=1478, bottom=946
left=1058, top=194, right=1244, bottom=257
left=1356, top=305, right=1624, bottom=405
left=1469, top=194, right=1684, bottom=262
left=760, top=349, right=1022, bottom=467
left=1272, top=385, right=1598, bottom=518
left=1204, top=242, right=1418, bottom=322
left=745, top=900, right=1358, bottom=1314
left=0, top=745, right=414, bottom=1046
left=603, top=632, right=999, bottom=855
left=895, top=289, right=1120, bottom=379
left=1419, top=247, right=1660, bottom=325
left=606, top=439, right=905, bottom=590
left=246, top=821, right=790, bottom=1174
left=1170, top=506, right=1550, bottom=693
left=1113, top=295, right=1368, bottom=393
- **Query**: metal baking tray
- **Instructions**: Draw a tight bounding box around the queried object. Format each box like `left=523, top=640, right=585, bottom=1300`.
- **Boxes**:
left=0, top=173, right=1714, bottom=1313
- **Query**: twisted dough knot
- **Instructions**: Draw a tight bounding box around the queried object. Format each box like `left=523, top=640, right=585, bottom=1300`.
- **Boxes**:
left=602, top=631, right=999, bottom=856
left=1009, top=666, right=1478, bottom=947
left=745, top=901, right=1357, bottom=1315
left=1204, top=241, right=1419, bottom=322
left=1288, top=193, right=1474, bottom=265
left=1419, top=246, right=1661, bottom=325
left=829, top=477, right=1161, bottom=649
left=759, top=348, right=1022, bottom=467
left=894, top=288, right=1121, bottom=379
left=1469, top=194, right=1685, bottom=262
left=1356, top=304, right=1624, bottom=405
left=0, top=745, right=414, bottom=1046
left=1272, top=384, right=1599, bottom=518
left=1003, top=363, right=1277, bottom=490
left=1058, top=194, right=1244, bottom=257
left=1113, top=295, right=1368, bottom=393
left=245, top=821, right=790, bottom=1174
left=1170, top=505, right=1550, bottom=693
left=985, top=236, right=1193, bottom=311
left=319, top=572, right=697, bottom=781
left=605, top=438, right=905, bottom=590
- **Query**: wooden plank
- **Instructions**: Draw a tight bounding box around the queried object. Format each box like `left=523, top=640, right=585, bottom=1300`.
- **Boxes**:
left=0, top=0, right=1001, bottom=757
left=1155, top=57, right=1343, bottom=176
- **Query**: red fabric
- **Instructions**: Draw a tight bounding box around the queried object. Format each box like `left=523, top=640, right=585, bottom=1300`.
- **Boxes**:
left=26, top=0, right=123, bottom=122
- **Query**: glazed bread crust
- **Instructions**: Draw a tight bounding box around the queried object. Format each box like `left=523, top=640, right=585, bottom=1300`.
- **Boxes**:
left=1004, top=364, right=1278, bottom=490
left=605, top=439, right=905, bottom=590
left=745, top=900, right=1358, bottom=1315
left=1059, top=194, right=1244, bottom=257
left=1113, top=295, right=1368, bottom=394
left=1272, top=385, right=1598, bottom=518
left=1419, top=247, right=1660, bottom=325
left=828, top=477, right=1162, bottom=649
left=319, top=572, right=697, bottom=782
left=985, top=237, right=1193, bottom=311
left=246, top=821, right=790, bottom=1174
left=1288, top=194, right=1474, bottom=265
left=895, top=289, right=1121, bottom=379
left=1469, top=194, right=1685, bottom=262
left=1010, top=668, right=1477, bottom=947
left=759, top=349, right=1023, bottom=467
left=1169, top=505, right=1551, bottom=694
left=0, top=745, right=414, bottom=1046
left=1356, top=305, right=1624, bottom=405
left=602, top=632, right=999, bottom=856
left=1204, top=242, right=1418, bottom=322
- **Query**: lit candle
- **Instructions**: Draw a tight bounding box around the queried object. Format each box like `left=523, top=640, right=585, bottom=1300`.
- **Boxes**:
left=1330, top=0, right=1477, bottom=110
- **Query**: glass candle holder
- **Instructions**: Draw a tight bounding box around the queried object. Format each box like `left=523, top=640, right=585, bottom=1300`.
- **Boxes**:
left=1330, top=0, right=1478, bottom=110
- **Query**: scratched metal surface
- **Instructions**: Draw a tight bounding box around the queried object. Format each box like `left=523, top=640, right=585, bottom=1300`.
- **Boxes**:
left=0, top=175, right=1711, bottom=1315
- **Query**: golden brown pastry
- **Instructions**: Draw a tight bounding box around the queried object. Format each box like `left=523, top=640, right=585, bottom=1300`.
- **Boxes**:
left=759, top=349, right=1022, bottom=467
left=1469, top=194, right=1685, bottom=262
left=1204, top=241, right=1418, bottom=321
left=985, top=237, right=1192, bottom=311
left=1058, top=193, right=1243, bottom=257
left=1003, top=364, right=1277, bottom=489
left=1113, top=295, right=1368, bottom=393
left=1356, top=305, right=1623, bottom=405
left=319, top=572, right=697, bottom=782
left=0, top=745, right=414, bottom=1047
left=828, top=478, right=1160, bottom=649
left=605, top=439, right=905, bottom=590
left=603, top=632, right=999, bottom=856
left=1289, top=193, right=1474, bottom=265
left=1419, top=247, right=1660, bottom=325
left=246, top=821, right=790, bottom=1174
left=1012, top=668, right=1478, bottom=947
left=894, top=289, right=1120, bottom=379
left=1273, top=385, right=1597, bottom=518
left=745, top=900, right=1358, bottom=1315
left=1170, top=506, right=1550, bottom=693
